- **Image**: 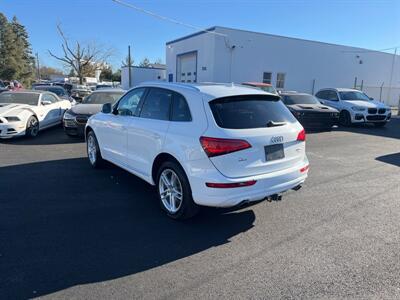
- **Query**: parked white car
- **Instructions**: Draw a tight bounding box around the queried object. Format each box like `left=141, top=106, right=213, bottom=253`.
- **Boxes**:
left=0, top=91, right=71, bottom=138
left=315, top=88, right=391, bottom=127
left=85, top=82, right=309, bottom=219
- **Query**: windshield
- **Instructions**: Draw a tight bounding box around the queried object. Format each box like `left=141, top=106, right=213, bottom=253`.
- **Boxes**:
left=209, top=95, right=296, bottom=129
left=34, top=86, right=66, bottom=96
left=260, top=86, right=277, bottom=94
left=0, top=93, right=39, bottom=105
left=96, top=85, right=112, bottom=89
left=82, top=92, right=124, bottom=104
left=73, top=85, right=89, bottom=90
left=339, top=91, right=371, bottom=101
left=282, top=94, right=320, bottom=105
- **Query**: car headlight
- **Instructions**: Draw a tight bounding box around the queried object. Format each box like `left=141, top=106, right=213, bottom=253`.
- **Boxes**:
left=351, top=106, right=366, bottom=112
left=63, top=111, right=76, bottom=120
left=5, top=116, right=21, bottom=122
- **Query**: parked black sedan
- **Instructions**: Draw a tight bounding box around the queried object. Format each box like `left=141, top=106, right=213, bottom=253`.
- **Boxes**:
left=32, top=85, right=75, bottom=103
left=63, top=88, right=125, bottom=136
left=280, top=92, right=339, bottom=130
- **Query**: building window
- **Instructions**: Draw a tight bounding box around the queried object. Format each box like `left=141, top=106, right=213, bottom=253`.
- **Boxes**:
left=276, top=73, right=285, bottom=89
left=263, top=72, right=272, bottom=84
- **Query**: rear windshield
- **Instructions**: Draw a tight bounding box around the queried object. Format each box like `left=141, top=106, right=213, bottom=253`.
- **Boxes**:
left=209, top=95, right=296, bottom=129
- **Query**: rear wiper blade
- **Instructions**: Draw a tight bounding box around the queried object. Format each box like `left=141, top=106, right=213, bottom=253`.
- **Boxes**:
left=266, top=121, right=287, bottom=127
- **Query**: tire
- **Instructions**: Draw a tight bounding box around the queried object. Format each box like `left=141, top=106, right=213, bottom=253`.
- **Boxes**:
left=156, top=161, right=199, bottom=220
left=373, top=122, right=387, bottom=127
left=86, top=131, right=104, bottom=168
left=339, top=110, right=352, bottom=127
left=25, top=115, right=39, bottom=137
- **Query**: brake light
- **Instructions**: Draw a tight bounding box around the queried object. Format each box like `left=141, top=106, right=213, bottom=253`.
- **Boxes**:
left=297, top=129, right=306, bottom=141
left=200, top=136, right=251, bottom=157
left=300, top=165, right=309, bottom=173
left=206, top=180, right=257, bottom=188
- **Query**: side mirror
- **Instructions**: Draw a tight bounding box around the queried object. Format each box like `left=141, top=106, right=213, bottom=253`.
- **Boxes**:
left=369, top=97, right=374, bottom=100
left=41, top=100, right=52, bottom=106
left=102, top=102, right=112, bottom=114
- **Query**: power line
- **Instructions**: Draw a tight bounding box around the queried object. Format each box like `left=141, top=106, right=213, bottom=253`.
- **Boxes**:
left=112, top=0, right=227, bottom=37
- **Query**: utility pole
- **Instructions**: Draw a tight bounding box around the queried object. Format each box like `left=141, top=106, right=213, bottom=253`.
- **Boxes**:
left=388, top=47, right=397, bottom=109
left=36, top=52, right=41, bottom=81
left=128, top=45, right=132, bottom=88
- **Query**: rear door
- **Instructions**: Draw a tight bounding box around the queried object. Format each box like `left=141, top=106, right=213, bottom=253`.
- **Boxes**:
left=126, top=87, right=172, bottom=178
left=204, top=95, right=305, bottom=178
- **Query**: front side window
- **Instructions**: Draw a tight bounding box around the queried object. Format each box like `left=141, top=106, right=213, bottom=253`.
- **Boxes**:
left=171, top=92, right=191, bottom=121
left=117, top=88, right=145, bottom=116
left=339, top=91, right=370, bottom=101
left=263, top=72, right=272, bottom=84
left=140, top=88, right=172, bottom=121
left=42, top=94, right=57, bottom=103
left=276, top=73, right=285, bottom=89
left=209, top=95, right=296, bottom=129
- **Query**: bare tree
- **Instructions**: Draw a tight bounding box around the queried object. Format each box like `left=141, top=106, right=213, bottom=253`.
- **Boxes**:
left=48, top=24, right=113, bottom=84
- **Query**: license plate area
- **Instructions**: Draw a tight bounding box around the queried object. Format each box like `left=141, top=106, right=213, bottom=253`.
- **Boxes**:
left=265, top=144, right=284, bottom=161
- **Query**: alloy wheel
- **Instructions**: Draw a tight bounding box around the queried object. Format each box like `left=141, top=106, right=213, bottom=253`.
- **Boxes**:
left=158, top=169, right=183, bottom=214
left=87, top=135, right=97, bottom=165
left=29, top=118, right=39, bottom=136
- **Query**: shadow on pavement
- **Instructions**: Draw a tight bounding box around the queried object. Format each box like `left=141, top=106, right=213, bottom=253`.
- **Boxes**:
left=0, top=158, right=255, bottom=299
left=376, top=152, right=400, bottom=167
left=0, top=126, right=83, bottom=146
left=333, top=117, right=400, bottom=140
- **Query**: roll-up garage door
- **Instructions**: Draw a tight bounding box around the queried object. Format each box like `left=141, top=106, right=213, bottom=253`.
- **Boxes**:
left=177, top=52, right=197, bottom=83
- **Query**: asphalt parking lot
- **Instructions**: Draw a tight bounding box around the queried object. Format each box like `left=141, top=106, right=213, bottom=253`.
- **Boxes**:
left=1, top=119, right=400, bottom=299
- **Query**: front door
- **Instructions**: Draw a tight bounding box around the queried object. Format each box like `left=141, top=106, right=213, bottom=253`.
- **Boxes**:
left=100, top=87, right=147, bottom=165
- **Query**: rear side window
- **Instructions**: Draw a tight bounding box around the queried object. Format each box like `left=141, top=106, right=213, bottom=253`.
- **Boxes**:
left=209, top=95, right=296, bottom=129
left=171, top=92, right=192, bottom=121
left=140, top=88, right=172, bottom=121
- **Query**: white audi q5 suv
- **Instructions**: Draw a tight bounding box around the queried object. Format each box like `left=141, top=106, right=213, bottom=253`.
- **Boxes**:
left=85, top=82, right=309, bottom=219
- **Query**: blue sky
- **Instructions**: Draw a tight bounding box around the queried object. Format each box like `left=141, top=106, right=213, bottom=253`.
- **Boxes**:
left=1, top=0, right=399, bottom=72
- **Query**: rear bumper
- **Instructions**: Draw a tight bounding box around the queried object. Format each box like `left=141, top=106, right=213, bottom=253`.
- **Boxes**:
left=187, top=156, right=309, bottom=207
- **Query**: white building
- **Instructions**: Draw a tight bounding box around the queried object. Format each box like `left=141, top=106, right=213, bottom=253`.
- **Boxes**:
left=121, top=66, right=166, bottom=90
left=166, top=26, right=400, bottom=106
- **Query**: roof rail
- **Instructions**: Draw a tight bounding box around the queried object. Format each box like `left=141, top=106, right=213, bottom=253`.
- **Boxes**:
left=139, top=81, right=200, bottom=92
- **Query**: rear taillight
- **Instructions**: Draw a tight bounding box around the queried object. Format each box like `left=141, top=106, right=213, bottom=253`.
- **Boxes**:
left=200, top=136, right=251, bottom=157
left=206, top=180, right=257, bottom=188
left=297, top=129, right=306, bottom=141
left=300, top=165, right=309, bottom=173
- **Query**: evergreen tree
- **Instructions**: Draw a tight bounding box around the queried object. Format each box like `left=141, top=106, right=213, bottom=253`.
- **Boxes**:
left=0, top=13, right=18, bottom=80
left=10, top=16, right=35, bottom=86
left=0, top=14, right=35, bottom=85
